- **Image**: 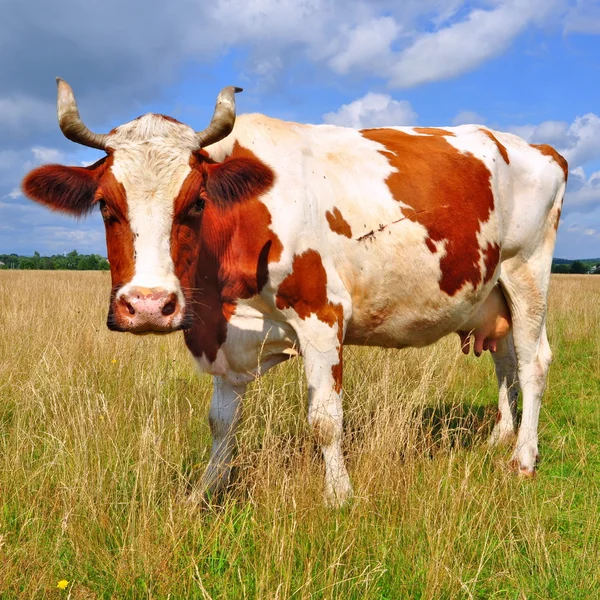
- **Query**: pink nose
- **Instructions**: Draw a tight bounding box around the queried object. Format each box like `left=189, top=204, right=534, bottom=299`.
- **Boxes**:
left=113, top=286, right=181, bottom=332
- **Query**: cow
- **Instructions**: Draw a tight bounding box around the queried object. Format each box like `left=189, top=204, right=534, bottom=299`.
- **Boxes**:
left=22, top=79, right=567, bottom=506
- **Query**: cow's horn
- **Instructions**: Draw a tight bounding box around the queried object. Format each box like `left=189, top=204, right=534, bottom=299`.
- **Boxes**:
left=56, top=78, right=108, bottom=150
left=195, top=86, right=243, bottom=148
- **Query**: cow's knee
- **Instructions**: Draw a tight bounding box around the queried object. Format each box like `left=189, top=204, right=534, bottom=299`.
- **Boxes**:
left=310, top=414, right=338, bottom=447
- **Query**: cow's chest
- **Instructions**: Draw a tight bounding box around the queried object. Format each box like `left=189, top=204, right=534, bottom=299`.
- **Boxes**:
left=192, top=302, right=297, bottom=381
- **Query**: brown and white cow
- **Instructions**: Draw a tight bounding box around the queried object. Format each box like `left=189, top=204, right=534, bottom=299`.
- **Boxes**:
left=23, top=79, right=567, bottom=506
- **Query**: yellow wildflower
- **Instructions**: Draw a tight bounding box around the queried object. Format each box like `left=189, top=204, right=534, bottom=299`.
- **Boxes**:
left=57, top=579, right=69, bottom=590
left=111, top=359, right=117, bottom=364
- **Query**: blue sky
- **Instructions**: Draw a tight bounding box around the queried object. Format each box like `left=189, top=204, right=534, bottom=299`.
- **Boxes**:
left=1, top=0, right=599, bottom=259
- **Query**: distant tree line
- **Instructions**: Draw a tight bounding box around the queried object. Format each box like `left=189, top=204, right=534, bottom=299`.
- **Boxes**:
left=0, top=250, right=109, bottom=271
left=551, top=260, right=600, bottom=274
left=1, top=251, right=597, bottom=274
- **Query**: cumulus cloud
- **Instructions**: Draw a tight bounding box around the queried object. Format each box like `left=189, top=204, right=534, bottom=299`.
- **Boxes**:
left=388, top=0, right=560, bottom=87
left=565, top=166, right=600, bottom=211
left=323, top=93, right=417, bottom=128
left=554, top=201, right=600, bottom=257
left=512, top=114, right=600, bottom=165
left=31, top=147, right=65, bottom=164
left=509, top=110, right=600, bottom=256
left=327, top=17, right=401, bottom=75
left=559, top=114, right=600, bottom=167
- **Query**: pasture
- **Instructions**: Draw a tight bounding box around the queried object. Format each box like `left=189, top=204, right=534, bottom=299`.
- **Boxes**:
left=0, top=271, right=598, bottom=599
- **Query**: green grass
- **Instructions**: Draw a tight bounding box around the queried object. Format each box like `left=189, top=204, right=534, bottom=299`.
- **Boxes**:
left=0, top=272, right=598, bottom=599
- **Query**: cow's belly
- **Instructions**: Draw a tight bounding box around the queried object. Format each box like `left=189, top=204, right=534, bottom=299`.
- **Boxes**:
left=342, top=237, right=501, bottom=349
left=346, top=296, right=487, bottom=348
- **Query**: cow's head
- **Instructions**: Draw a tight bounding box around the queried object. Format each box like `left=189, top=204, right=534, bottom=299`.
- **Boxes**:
left=22, top=79, right=269, bottom=334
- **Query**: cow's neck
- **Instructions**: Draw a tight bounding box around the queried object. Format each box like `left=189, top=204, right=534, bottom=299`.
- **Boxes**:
left=183, top=197, right=282, bottom=362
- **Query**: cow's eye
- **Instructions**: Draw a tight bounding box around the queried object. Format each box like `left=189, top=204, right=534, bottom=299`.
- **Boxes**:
left=99, top=200, right=117, bottom=223
left=189, top=197, right=205, bottom=216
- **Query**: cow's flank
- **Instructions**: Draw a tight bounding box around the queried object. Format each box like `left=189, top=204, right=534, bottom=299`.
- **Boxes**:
left=361, top=128, right=496, bottom=296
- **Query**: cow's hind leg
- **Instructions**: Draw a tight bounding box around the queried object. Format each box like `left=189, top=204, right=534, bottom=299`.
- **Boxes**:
left=489, top=332, right=519, bottom=445
left=499, top=265, right=553, bottom=475
left=198, top=376, right=246, bottom=499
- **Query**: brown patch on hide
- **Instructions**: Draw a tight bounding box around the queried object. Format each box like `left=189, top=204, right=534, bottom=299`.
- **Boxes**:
left=482, top=243, right=500, bottom=285
left=413, top=127, right=455, bottom=137
left=361, top=128, right=496, bottom=296
left=326, top=207, right=353, bottom=238
left=275, top=250, right=341, bottom=326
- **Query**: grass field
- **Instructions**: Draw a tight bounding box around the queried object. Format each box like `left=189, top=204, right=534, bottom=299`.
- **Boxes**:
left=0, top=271, right=599, bottom=599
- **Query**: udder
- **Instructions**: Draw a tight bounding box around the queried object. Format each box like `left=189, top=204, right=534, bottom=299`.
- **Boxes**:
left=457, top=286, right=511, bottom=356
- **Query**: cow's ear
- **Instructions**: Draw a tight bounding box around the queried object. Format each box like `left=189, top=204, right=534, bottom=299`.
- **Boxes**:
left=204, top=157, right=274, bottom=207
left=22, top=157, right=108, bottom=216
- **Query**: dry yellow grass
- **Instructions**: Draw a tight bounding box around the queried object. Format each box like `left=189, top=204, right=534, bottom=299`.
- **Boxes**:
left=0, top=271, right=599, bottom=598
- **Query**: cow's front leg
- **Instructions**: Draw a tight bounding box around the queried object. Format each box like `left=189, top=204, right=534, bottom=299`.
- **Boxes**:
left=302, top=333, right=352, bottom=507
left=199, top=376, right=246, bottom=499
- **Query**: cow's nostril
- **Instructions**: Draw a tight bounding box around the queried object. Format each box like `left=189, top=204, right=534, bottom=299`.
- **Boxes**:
left=125, top=301, right=135, bottom=315
left=162, top=299, right=177, bottom=316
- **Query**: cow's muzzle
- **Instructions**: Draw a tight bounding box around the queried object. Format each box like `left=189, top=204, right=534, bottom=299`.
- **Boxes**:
left=107, top=286, right=187, bottom=333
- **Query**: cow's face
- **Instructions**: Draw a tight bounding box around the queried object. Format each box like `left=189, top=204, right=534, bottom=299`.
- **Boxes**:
left=21, top=80, right=263, bottom=335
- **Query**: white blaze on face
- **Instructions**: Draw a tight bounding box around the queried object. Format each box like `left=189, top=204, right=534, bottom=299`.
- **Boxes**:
left=107, top=115, right=199, bottom=303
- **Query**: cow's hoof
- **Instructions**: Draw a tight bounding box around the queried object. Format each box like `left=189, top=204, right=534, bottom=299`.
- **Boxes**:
left=508, top=457, right=538, bottom=478
left=518, top=466, right=537, bottom=478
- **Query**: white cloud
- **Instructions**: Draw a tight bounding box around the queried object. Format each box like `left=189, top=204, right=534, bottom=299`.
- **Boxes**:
left=453, top=110, right=486, bottom=125
left=559, top=114, right=600, bottom=167
left=31, top=147, right=65, bottom=164
left=389, top=0, right=559, bottom=88
left=564, top=223, right=600, bottom=239
left=323, top=93, right=417, bottom=128
left=565, top=167, right=600, bottom=211
left=40, top=226, right=105, bottom=247
left=529, top=120, right=571, bottom=146
left=327, top=17, right=401, bottom=75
